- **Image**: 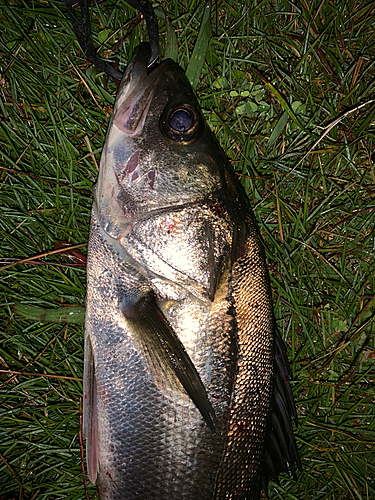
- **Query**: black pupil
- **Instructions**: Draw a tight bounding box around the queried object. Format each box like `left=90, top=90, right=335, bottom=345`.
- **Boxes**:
left=170, top=109, right=193, bottom=132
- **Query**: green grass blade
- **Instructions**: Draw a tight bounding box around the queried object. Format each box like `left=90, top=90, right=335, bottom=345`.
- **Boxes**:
left=186, top=2, right=211, bottom=90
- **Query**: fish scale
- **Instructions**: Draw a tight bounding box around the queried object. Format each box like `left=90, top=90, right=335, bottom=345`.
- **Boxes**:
left=215, top=218, right=274, bottom=499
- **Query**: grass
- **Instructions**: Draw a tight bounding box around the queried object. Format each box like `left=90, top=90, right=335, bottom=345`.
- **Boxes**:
left=1, top=0, right=375, bottom=498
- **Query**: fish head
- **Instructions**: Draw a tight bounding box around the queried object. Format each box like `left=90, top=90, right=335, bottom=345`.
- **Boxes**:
left=95, top=44, right=243, bottom=240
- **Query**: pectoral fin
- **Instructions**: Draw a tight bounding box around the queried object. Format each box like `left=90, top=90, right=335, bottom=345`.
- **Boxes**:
left=121, top=290, right=219, bottom=434
left=83, top=333, right=99, bottom=484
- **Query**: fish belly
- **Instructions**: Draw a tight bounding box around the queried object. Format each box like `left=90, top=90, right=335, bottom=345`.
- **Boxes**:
left=85, top=211, right=239, bottom=499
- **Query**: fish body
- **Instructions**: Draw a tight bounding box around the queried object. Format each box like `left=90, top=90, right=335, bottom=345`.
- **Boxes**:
left=84, top=44, right=299, bottom=499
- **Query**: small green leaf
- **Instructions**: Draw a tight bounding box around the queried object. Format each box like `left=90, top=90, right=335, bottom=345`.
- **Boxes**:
left=257, top=101, right=270, bottom=112
left=236, top=100, right=258, bottom=116
left=86, top=66, right=97, bottom=80
left=292, top=100, right=303, bottom=112
left=207, top=112, right=221, bottom=127
left=247, top=101, right=258, bottom=113
left=235, top=102, right=246, bottom=115
left=213, top=75, right=229, bottom=89
left=232, top=69, right=246, bottom=80
left=332, top=318, right=348, bottom=332
left=252, top=87, right=265, bottom=102
left=98, top=29, right=110, bottom=44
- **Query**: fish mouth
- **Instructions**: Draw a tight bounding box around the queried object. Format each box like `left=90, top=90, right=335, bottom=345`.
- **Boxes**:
left=112, top=44, right=178, bottom=136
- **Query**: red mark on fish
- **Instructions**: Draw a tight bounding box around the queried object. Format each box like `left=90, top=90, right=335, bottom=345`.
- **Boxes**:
left=121, top=150, right=140, bottom=180
left=148, top=170, right=155, bottom=189
left=166, top=223, right=175, bottom=234
left=162, top=218, right=176, bottom=234
left=213, top=202, right=221, bottom=216
left=235, top=421, right=247, bottom=433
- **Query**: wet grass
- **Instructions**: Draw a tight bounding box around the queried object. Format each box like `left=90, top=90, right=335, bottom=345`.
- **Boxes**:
left=1, top=0, right=374, bottom=498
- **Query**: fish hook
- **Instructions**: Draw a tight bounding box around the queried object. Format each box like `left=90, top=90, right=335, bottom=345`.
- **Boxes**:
left=126, top=0, right=159, bottom=67
left=63, top=0, right=159, bottom=80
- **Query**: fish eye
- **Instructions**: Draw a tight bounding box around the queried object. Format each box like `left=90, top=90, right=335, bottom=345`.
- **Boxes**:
left=170, top=109, right=193, bottom=132
left=160, top=103, right=202, bottom=143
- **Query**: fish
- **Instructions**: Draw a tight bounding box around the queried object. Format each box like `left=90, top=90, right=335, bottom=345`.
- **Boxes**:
left=83, top=43, right=301, bottom=499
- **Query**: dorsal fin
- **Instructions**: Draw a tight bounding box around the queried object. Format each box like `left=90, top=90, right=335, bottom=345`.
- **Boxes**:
left=261, top=326, right=302, bottom=494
